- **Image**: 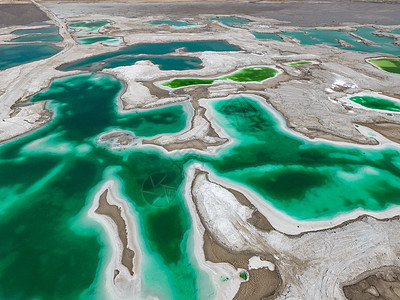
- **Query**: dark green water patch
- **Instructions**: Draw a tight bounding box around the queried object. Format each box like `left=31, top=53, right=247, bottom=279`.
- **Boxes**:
left=0, top=43, right=62, bottom=70
left=349, top=95, right=400, bottom=112
left=58, top=40, right=241, bottom=71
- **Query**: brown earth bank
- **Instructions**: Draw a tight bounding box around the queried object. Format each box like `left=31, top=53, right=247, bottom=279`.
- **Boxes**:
left=343, top=266, right=400, bottom=300
left=96, top=189, right=135, bottom=276
left=358, top=122, right=400, bottom=144
left=0, top=3, right=49, bottom=27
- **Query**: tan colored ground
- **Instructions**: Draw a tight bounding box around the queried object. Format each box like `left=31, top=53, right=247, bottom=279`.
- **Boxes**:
left=343, top=267, right=400, bottom=300
left=96, top=189, right=135, bottom=276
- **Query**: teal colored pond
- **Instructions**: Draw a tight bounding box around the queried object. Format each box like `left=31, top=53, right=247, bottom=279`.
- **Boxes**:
left=58, top=40, right=240, bottom=71
left=11, top=33, right=62, bottom=43
left=253, top=27, right=400, bottom=55
left=77, top=36, right=120, bottom=45
left=210, top=16, right=251, bottom=27
left=12, top=26, right=59, bottom=35
left=349, top=95, right=400, bottom=112
left=0, top=43, right=62, bottom=70
left=149, top=20, right=196, bottom=27
left=392, top=29, right=400, bottom=34
left=69, top=20, right=111, bottom=32
left=1, top=72, right=400, bottom=299
left=251, top=32, right=283, bottom=41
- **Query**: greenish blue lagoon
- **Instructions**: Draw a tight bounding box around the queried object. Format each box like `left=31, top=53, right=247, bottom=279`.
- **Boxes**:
left=210, top=16, right=251, bottom=27
left=1, top=73, right=400, bottom=299
left=12, top=26, right=59, bottom=35
left=392, top=29, right=400, bottom=34
left=162, top=66, right=279, bottom=88
left=149, top=20, right=196, bottom=27
left=251, top=32, right=283, bottom=41
left=349, top=95, right=400, bottom=112
left=0, top=43, right=62, bottom=70
left=69, top=20, right=111, bottom=32
left=59, top=40, right=240, bottom=71
left=11, top=33, right=63, bottom=43
left=77, top=36, right=120, bottom=45
left=253, top=27, right=400, bottom=55
left=368, top=58, right=400, bottom=74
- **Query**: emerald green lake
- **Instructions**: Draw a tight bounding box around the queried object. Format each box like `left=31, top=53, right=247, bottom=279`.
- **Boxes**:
left=59, top=40, right=240, bottom=71
left=0, top=43, right=62, bottom=70
left=1, top=71, right=400, bottom=299
left=162, top=66, right=279, bottom=88
left=149, top=20, right=196, bottom=27
left=349, top=95, right=400, bottom=112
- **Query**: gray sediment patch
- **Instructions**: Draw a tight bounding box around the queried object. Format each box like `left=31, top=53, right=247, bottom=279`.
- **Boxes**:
left=0, top=4, right=49, bottom=27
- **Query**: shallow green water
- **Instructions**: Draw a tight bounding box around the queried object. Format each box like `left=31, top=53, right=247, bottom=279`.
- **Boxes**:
left=0, top=73, right=200, bottom=300
left=77, top=36, right=120, bottom=45
left=349, top=95, right=400, bottom=112
left=12, top=26, right=59, bottom=35
left=0, top=43, right=62, bottom=70
left=210, top=16, right=251, bottom=27
left=1, top=73, right=400, bottom=299
left=149, top=20, right=196, bottom=27
left=11, top=33, right=62, bottom=43
left=59, top=40, right=240, bottom=71
left=369, top=58, right=400, bottom=74
left=287, top=61, right=312, bottom=66
left=392, top=29, right=400, bottom=34
left=253, top=27, right=400, bottom=55
left=206, top=96, right=400, bottom=219
left=69, top=20, right=111, bottom=32
left=162, top=66, right=279, bottom=88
